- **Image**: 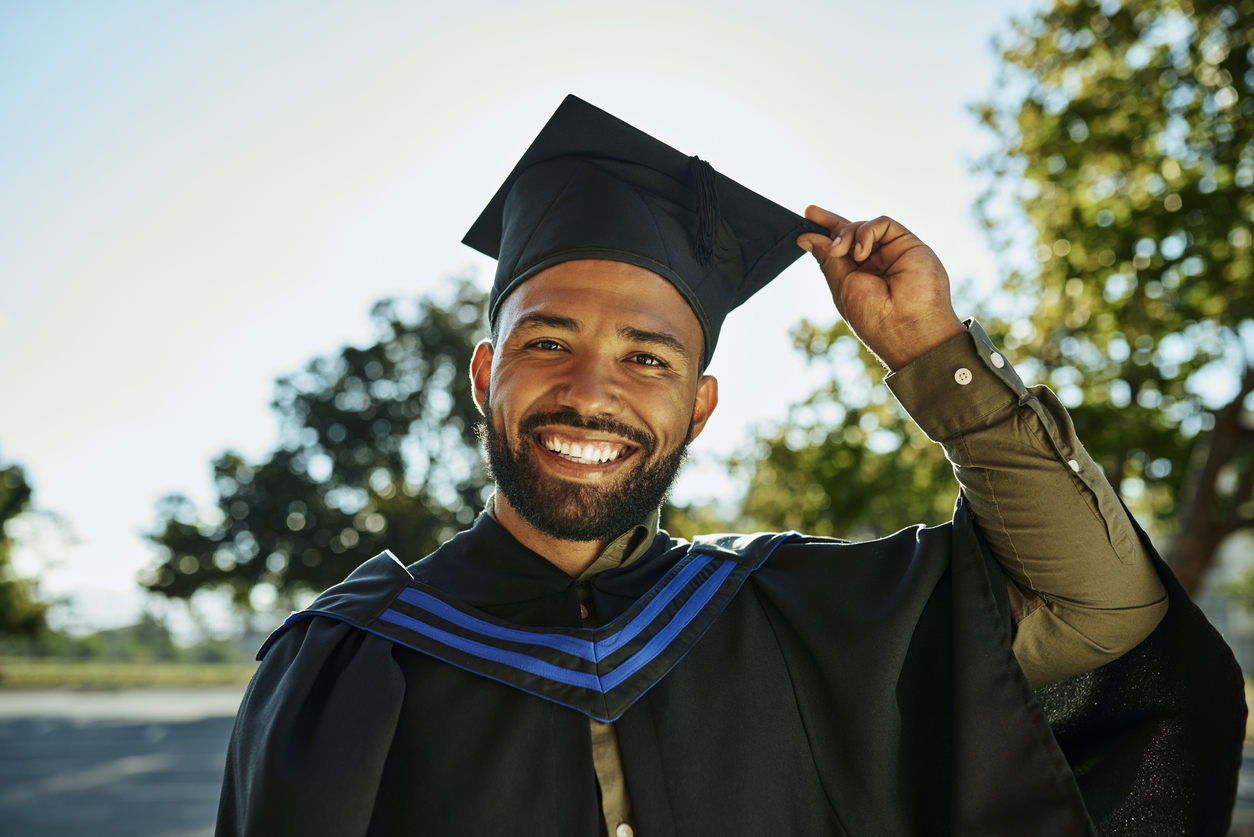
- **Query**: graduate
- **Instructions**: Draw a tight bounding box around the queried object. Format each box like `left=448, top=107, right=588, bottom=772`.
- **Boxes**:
left=216, top=96, right=1245, bottom=836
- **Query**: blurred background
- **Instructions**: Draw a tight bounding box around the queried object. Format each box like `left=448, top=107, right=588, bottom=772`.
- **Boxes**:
left=3, top=0, right=1254, bottom=833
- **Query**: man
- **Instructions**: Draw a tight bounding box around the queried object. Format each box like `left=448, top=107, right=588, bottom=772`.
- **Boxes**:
left=217, top=96, right=1245, bottom=836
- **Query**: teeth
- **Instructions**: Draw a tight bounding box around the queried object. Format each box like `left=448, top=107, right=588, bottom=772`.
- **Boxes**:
left=540, top=435, right=627, bottom=464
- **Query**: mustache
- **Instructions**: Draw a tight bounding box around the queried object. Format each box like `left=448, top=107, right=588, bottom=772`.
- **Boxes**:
left=517, top=408, right=655, bottom=455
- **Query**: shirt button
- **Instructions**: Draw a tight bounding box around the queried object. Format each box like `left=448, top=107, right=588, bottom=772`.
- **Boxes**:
left=616, top=825, right=634, bottom=837
left=579, top=604, right=589, bottom=619
left=1068, top=459, right=1080, bottom=472
left=991, top=353, right=1005, bottom=368
left=954, top=368, right=973, bottom=385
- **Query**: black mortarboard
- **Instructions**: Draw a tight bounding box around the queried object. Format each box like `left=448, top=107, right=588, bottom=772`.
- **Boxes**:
left=462, top=95, right=828, bottom=365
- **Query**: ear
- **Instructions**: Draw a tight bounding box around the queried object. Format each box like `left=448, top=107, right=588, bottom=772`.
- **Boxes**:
left=470, top=340, right=494, bottom=415
left=687, top=375, right=719, bottom=442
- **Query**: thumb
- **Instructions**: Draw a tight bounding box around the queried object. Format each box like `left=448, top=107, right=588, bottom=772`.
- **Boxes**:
left=797, top=232, right=833, bottom=258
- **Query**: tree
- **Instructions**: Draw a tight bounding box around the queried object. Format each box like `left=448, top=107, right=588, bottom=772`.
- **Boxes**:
left=144, top=277, right=490, bottom=610
left=0, top=459, right=49, bottom=636
left=968, top=0, right=1254, bottom=594
left=724, top=320, right=958, bottom=541
left=731, top=1, right=1254, bottom=587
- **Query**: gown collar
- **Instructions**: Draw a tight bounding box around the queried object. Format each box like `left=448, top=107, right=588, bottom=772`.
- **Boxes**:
left=405, top=510, right=678, bottom=629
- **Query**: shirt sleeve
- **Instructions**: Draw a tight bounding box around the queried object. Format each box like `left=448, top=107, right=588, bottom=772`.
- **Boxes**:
left=884, top=320, right=1168, bottom=689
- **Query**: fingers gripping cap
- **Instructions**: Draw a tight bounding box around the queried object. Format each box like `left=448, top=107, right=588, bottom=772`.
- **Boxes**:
left=461, top=95, right=827, bottom=365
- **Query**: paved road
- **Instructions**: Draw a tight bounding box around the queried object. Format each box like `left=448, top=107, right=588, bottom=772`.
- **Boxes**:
left=0, top=688, right=245, bottom=837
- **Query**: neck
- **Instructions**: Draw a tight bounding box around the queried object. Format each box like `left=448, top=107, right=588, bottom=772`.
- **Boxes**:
left=492, top=492, right=613, bottom=577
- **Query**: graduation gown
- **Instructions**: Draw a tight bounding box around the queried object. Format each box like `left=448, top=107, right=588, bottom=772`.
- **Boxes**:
left=216, top=498, right=1245, bottom=836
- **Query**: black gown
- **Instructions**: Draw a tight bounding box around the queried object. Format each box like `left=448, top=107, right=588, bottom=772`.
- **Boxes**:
left=216, top=497, right=1245, bottom=836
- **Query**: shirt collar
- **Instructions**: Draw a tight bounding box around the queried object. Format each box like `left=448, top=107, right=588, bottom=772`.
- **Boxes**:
left=482, top=492, right=660, bottom=581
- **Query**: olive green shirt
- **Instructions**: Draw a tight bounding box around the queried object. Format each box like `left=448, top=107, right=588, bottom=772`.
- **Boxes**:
left=492, top=322, right=1168, bottom=837
left=887, top=321, right=1167, bottom=687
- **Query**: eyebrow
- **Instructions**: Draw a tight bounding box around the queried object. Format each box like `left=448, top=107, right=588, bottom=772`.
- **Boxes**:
left=619, top=326, right=691, bottom=360
left=512, top=313, right=581, bottom=334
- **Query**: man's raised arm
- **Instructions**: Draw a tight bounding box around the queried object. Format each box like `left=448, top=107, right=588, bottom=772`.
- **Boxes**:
left=798, top=207, right=1168, bottom=688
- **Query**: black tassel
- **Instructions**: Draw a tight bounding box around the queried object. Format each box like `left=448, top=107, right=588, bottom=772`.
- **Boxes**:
left=688, top=156, right=721, bottom=268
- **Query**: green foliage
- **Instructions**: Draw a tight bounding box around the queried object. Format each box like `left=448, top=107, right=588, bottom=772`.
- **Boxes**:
left=0, top=610, right=242, bottom=662
left=971, top=0, right=1254, bottom=591
left=144, top=277, right=490, bottom=609
left=0, top=461, right=49, bottom=637
left=731, top=320, right=957, bottom=540
left=661, top=500, right=740, bottom=542
left=9, top=612, right=176, bottom=660
left=739, top=0, right=1254, bottom=570
left=1216, top=542, right=1254, bottom=606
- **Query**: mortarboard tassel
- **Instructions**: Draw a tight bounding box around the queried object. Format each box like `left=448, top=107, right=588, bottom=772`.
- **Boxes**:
left=688, top=156, right=721, bottom=268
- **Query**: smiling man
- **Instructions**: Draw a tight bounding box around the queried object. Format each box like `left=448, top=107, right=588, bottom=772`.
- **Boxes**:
left=476, top=260, right=716, bottom=574
left=217, top=97, right=1245, bottom=836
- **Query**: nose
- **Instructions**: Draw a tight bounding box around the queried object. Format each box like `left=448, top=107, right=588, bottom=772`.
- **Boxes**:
left=556, top=351, right=621, bottom=417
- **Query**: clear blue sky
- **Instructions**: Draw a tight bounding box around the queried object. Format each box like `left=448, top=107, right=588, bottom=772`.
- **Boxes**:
left=0, top=0, right=1042, bottom=634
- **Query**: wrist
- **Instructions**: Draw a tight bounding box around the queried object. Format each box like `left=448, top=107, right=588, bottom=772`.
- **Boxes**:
left=879, top=317, right=967, bottom=372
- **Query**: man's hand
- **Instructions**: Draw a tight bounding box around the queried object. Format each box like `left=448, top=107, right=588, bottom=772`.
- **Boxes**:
left=797, top=206, right=966, bottom=372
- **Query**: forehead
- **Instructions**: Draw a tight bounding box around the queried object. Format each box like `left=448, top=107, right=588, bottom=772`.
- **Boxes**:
left=496, top=260, right=704, bottom=352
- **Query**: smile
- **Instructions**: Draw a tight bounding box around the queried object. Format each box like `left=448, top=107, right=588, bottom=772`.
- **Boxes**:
left=536, top=432, right=635, bottom=465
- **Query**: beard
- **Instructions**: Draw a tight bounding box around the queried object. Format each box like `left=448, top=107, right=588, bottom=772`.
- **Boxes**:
left=478, top=393, right=690, bottom=542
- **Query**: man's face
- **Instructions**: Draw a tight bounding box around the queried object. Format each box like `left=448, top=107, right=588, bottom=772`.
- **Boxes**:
left=472, top=260, right=717, bottom=542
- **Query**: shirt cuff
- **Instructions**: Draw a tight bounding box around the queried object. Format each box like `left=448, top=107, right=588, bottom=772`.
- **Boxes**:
left=884, top=319, right=1028, bottom=443
left=886, top=317, right=1141, bottom=566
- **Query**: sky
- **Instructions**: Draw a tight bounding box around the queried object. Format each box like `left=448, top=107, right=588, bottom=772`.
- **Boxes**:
left=0, top=0, right=1044, bottom=634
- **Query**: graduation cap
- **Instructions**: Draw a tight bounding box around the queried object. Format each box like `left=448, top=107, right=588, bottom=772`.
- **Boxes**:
left=462, top=95, right=828, bottom=365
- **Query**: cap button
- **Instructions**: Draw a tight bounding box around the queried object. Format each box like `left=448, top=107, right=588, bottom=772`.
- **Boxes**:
left=579, top=604, right=590, bottom=620
left=616, top=824, right=634, bottom=837
left=1068, top=459, right=1080, bottom=473
left=991, top=353, right=1005, bottom=368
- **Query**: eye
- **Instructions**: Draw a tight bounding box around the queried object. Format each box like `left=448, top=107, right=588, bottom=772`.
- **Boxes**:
left=629, top=353, right=666, bottom=367
left=530, top=339, right=564, bottom=351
